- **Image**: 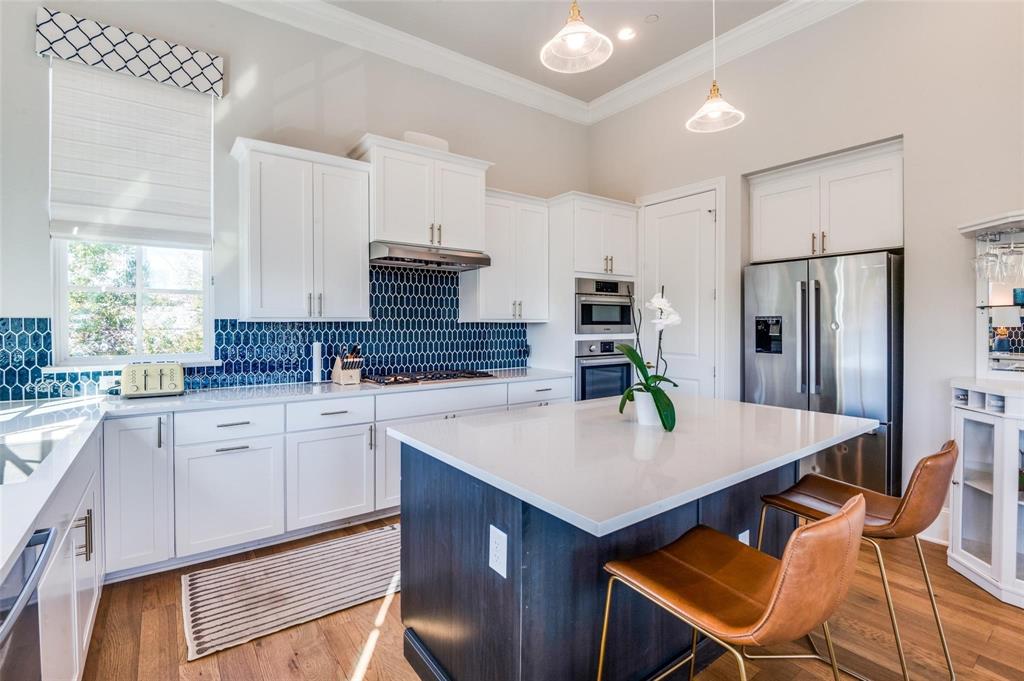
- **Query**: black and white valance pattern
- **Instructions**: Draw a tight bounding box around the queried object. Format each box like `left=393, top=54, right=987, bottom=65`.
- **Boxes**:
left=35, top=7, right=224, bottom=98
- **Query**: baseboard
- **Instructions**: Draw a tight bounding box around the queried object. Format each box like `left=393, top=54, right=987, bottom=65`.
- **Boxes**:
left=919, top=507, right=950, bottom=546
left=104, top=508, right=399, bottom=584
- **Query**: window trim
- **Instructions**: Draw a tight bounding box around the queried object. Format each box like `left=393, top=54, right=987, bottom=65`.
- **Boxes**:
left=52, top=239, right=215, bottom=367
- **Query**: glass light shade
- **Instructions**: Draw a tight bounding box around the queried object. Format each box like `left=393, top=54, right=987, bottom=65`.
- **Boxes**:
left=540, top=18, right=613, bottom=73
left=685, top=81, right=746, bottom=133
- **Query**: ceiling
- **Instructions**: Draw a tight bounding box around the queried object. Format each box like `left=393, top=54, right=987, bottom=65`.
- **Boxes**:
left=331, top=1, right=785, bottom=102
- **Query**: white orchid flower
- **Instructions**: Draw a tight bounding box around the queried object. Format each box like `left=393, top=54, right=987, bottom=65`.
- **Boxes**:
left=645, top=293, right=671, bottom=315
left=652, top=310, right=682, bottom=331
left=646, top=293, right=681, bottom=331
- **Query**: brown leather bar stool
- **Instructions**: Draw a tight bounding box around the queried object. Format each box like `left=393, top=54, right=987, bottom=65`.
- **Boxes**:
left=757, top=440, right=959, bottom=681
left=596, top=495, right=866, bottom=681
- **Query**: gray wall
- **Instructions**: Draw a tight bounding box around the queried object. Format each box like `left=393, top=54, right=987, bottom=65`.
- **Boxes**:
left=0, top=0, right=590, bottom=318
left=586, top=0, right=1024, bottom=495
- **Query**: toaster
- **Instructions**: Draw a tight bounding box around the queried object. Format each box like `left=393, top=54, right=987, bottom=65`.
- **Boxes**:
left=120, top=362, right=185, bottom=398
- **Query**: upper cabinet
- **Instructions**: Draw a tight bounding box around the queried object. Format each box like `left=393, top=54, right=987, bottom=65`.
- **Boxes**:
left=750, top=140, right=903, bottom=263
left=232, top=138, right=370, bottom=321
left=351, top=134, right=492, bottom=252
left=553, top=193, right=638, bottom=278
left=460, top=190, right=549, bottom=322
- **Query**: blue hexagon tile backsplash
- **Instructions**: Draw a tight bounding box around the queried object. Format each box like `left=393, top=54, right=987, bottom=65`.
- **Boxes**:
left=0, top=267, right=529, bottom=401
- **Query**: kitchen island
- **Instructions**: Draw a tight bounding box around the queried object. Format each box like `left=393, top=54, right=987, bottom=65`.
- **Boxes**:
left=389, top=396, right=878, bottom=681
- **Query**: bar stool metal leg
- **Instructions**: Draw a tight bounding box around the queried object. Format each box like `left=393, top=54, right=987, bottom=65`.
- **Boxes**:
left=596, top=576, right=617, bottom=681
left=688, top=628, right=699, bottom=681
left=915, top=536, right=956, bottom=679
left=821, top=621, right=842, bottom=681
left=865, top=537, right=911, bottom=681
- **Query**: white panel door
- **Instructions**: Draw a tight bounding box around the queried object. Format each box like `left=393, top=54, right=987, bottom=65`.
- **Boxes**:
left=376, top=147, right=434, bottom=246
left=72, top=472, right=102, bottom=676
left=573, top=201, right=607, bottom=275
left=750, top=173, right=819, bottom=263
left=479, top=198, right=517, bottom=320
left=103, top=415, right=172, bottom=572
left=604, top=207, right=638, bottom=277
left=175, top=435, right=285, bottom=556
left=248, top=152, right=315, bottom=318
left=314, top=163, right=370, bottom=319
left=642, top=191, right=717, bottom=397
left=38, top=528, right=78, bottom=681
left=515, top=202, right=549, bottom=321
left=285, top=424, right=375, bottom=531
left=819, top=152, right=903, bottom=254
left=434, top=160, right=485, bottom=251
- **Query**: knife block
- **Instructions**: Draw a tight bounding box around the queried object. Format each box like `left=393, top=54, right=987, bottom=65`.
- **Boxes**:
left=330, top=357, right=362, bottom=385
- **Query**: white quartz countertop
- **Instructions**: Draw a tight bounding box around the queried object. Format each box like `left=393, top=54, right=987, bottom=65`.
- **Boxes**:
left=0, top=367, right=569, bottom=581
left=387, top=396, right=879, bottom=537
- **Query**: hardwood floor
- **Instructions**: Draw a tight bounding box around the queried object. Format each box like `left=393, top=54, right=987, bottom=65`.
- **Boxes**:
left=84, top=525, right=1024, bottom=681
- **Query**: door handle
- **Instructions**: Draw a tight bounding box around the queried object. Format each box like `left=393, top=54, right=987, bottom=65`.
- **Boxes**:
left=73, top=509, right=93, bottom=562
left=217, top=421, right=251, bottom=428
left=215, top=445, right=251, bottom=453
left=430, top=223, right=435, bottom=244
left=603, top=256, right=609, bottom=273
left=0, top=530, right=57, bottom=646
left=321, top=409, right=350, bottom=416
left=810, top=232, right=817, bottom=255
left=808, top=279, right=821, bottom=395
left=610, top=256, right=614, bottom=273
left=437, top=224, right=442, bottom=244
left=796, top=281, right=807, bottom=393
left=517, top=301, right=523, bottom=318
left=318, top=293, right=323, bottom=316
left=535, top=387, right=553, bottom=393
left=820, top=231, right=827, bottom=253
left=369, top=424, right=375, bottom=450
left=156, top=416, right=162, bottom=448
left=308, top=292, right=313, bottom=316
left=512, top=300, right=517, bottom=318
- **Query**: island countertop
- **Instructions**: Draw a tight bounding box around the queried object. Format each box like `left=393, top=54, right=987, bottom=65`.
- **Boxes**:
left=387, top=395, right=879, bottom=536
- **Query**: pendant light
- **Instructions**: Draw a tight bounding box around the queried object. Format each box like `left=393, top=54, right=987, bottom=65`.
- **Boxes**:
left=540, top=0, right=613, bottom=74
left=686, top=0, right=745, bottom=133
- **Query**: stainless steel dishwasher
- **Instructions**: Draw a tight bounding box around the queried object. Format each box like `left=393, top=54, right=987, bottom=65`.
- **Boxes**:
left=0, top=529, right=57, bottom=681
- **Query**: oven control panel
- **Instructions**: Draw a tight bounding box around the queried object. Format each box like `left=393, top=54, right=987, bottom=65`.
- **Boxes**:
left=575, top=339, right=633, bottom=357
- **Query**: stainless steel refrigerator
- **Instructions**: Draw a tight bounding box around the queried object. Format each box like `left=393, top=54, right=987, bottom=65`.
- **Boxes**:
left=743, top=251, right=903, bottom=495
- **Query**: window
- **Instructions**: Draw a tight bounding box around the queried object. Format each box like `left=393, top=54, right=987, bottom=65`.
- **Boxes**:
left=54, top=240, right=211, bottom=364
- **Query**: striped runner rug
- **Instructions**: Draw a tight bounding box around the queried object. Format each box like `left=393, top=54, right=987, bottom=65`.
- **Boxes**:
left=181, top=524, right=401, bottom=660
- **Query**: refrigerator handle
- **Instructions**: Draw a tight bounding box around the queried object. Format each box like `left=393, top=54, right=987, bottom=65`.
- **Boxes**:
left=797, top=281, right=807, bottom=393
left=808, top=279, right=821, bottom=394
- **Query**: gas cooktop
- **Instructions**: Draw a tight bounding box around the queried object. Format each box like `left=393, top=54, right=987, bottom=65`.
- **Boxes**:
left=363, top=369, right=495, bottom=386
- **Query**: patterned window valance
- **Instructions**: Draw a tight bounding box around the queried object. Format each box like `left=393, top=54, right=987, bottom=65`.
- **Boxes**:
left=35, top=7, right=224, bottom=98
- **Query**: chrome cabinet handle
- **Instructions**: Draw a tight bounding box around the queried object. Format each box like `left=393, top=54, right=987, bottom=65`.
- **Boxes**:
left=430, top=223, right=435, bottom=244
left=603, top=256, right=609, bottom=273
left=437, top=224, right=442, bottom=245
left=610, top=256, right=614, bottom=273
left=156, top=416, right=162, bottom=449
left=318, top=293, right=323, bottom=316
left=811, top=232, right=817, bottom=255
left=320, top=409, right=349, bottom=416
left=369, top=424, right=375, bottom=450
left=215, top=445, right=250, bottom=453
left=518, top=301, right=523, bottom=318
left=217, top=421, right=251, bottom=428
left=73, top=509, right=93, bottom=562
left=512, top=300, right=517, bottom=318
left=820, top=231, right=827, bottom=253
left=535, top=387, right=553, bottom=392
left=308, top=292, right=313, bottom=316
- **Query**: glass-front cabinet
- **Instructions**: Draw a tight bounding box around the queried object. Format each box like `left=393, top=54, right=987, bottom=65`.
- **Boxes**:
left=949, top=381, right=1024, bottom=608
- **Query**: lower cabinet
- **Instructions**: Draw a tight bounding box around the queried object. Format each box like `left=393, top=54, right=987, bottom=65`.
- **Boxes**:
left=285, top=424, right=375, bottom=531
left=377, top=414, right=438, bottom=511
left=103, top=415, right=173, bottom=572
left=175, top=435, right=285, bottom=557
left=39, top=432, right=103, bottom=681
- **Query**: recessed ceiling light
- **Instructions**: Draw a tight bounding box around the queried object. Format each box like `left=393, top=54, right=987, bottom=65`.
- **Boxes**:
left=617, top=27, right=636, bottom=41
left=644, top=14, right=660, bottom=24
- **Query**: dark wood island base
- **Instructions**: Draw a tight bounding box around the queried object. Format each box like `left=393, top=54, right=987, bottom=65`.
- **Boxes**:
left=399, top=444, right=795, bottom=681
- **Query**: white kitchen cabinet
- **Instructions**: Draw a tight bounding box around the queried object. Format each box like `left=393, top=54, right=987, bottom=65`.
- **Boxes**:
left=749, top=140, right=903, bottom=263
left=554, top=193, right=638, bottom=277
left=38, top=526, right=77, bottom=681
left=232, top=138, right=371, bottom=321
left=460, top=190, right=549, bottom=322
left=175, top=435, right=285, bottom=557
left=351, top=134, right=492, bottom=251
left=103, top=415, right=173, bottom=573
left=72, top=472, right=102, bottom=677
left=285, top=424, right=375, bottom=530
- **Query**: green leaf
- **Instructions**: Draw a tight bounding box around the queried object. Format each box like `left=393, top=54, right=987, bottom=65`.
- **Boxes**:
left=649, top=374, right=679, bottom=387
left=616, top=343, right=651, bottom=383
left=618, top=387, right=635, bottom=413
left=649, top=385, right=677, bottom=432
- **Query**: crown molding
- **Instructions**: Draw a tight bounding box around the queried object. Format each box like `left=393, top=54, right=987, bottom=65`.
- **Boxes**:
left=587, top=0, right=863, bottom=123
left=219, top=0, right=591, bottom=124
left=221, top=0, right=862, bottom=127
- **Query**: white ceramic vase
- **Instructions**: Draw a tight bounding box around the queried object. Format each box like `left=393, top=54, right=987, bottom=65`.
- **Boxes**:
left=634, top=391, right=661, bottom=427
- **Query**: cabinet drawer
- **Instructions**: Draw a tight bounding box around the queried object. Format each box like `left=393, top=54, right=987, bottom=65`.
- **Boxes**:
left=175, top=404, right=285, bottom=445
left=508, top=378, right=573, bottom=405
left=376, top=383, right=508, bottom=421
left=287, top=396, right=375, bottom=431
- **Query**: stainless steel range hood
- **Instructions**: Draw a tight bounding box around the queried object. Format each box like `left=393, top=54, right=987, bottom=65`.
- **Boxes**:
left=369, top=241, right=490, bottom=272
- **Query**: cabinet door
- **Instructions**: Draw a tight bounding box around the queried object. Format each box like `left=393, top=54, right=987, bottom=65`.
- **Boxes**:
left=604, top=207, right=638, bottom=277
left=478, top=198, right=517, bottom=320
left=175, top=435, right=285, bottom=557
left=313, top=163, right=370, bottom=319
left=573, top=200, right=607, bottom=275
left=72, top=471, right=103, bottom=677
left=434, top=160, right=485, bottom=251
left=750, top=173, right=819, bottom=263
left=951, top=409, right=999, bottom=577
left=285, top=425, right=375, bottom=531
left=819, top=152, right=903, bottom=254
left=514, top=202, right=549, bottom=321
left=247, top=152, right=315, bottom=318
left=38, top=528, right=78, bottom=681
left=377, top=414, right=441, bottom=510
left=103, top=415, right=172, bottom=572
left=375, top=147, right=434, bottom=246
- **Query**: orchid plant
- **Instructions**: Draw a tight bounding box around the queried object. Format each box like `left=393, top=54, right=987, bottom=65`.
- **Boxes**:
left=616, top=287, right=681, bottom=431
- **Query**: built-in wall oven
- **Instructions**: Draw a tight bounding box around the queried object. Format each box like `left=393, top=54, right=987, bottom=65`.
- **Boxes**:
left=576, top=340, right=634, bottom=401
left=575, top=278, right=633, bottom=335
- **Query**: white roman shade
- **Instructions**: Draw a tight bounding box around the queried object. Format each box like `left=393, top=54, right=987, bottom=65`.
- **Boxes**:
left=49, top=59, right=214, bottom=249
